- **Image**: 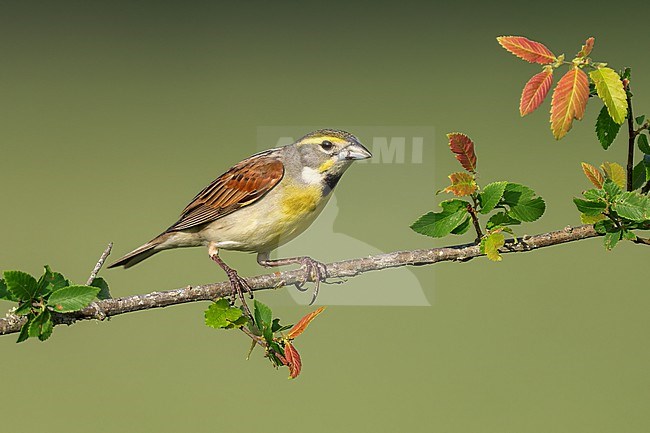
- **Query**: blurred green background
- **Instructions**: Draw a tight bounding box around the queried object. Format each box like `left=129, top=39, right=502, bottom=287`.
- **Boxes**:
left=1, top=1, right=648, bottom=432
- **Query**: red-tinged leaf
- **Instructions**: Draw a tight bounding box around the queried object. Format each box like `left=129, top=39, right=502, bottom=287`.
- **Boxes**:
left=286, top=306, right=325, bottom=340
left=442, top=172, right=477, bottom=197
left=284, top=342, right=302, bottom=379
left=577, top=37, right=595, bottom=58
left=581, top=162, right=604, bottom=188
left=447, top=133, right=477, bottom=173
left=497, top=36, right=556, bottom=65
left=520, top=68, right=553, bottom=116
left=550, top=67, right=590, bottom=139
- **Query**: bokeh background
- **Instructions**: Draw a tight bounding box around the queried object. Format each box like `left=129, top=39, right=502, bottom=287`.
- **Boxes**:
left=1, top=1, right=648, bottom=432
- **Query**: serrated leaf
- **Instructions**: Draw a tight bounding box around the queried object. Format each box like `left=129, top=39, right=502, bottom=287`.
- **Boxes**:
left=604, top=230, right=621, bottom=250
left=589, top=67, right=628, bottom=124
left=550, top=67, right=590, bottom=139
left=16, top=318, right=31, bottom=343
left=253, top=299, right=272, bottom=331
left=29, top=310, right=52, bottom=341
left=90, top=277, right=112, bottom=300
left=573, top=198, right=606, bottom=216
left=581, top=162, right=604, bottom=188
left=497, top=36, right=556, bottom=64
left=481, top=232, right=505, bottom=261
left=638, top=134, right=650, bottom=154
left=287, top=307, right=325, bottom=340
left=577, top=37, right=595, bottom=58
left=595, top=106, right=622, bottom=150
left=622, top=230, right=636, bottom=241
left=47, top=285, right=100, bottom=313
left=271, top=318, right=293, bottom=333
left=283, top=342, right=302, bottom=379
left=601, top=162, right=626, bottom=189
left=204, top=298, right=246, bottom=329
left=580, top=213, right=606, bottom=224
left=3, top=271, right=38, bottom=301
left=520, top=69, right=553, bottom=116
left=410, top=200, right=470, bottom=238
left=583, top=188, right=606, bottom=201
left=636, top=115, right=646, bottom=126
left=442, top=172, right=477, bottom=196
left=447, top=133, right=477, bottom=173
left=450, top=214, right=471, bottom=235
left=0, top=279, right=18, bottom=302
left=612, top=192, right=650, bottom=222
left=479, top=181, right=508, bottom=214
left=602, top=179, right=623, bottom=199
left=14, top=302, right=33, bottom=316
left=36, top=265, right=68, bottom=297
left=593, top=219, right=615, bottom=234
left=502, top=183, right=545, bottom=222
left=486, top=212, right=521, bottom=230
left=632, top=161, right=647, bottom=190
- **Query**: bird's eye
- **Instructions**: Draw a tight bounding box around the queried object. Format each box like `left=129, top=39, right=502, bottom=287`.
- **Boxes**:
left=320, top=140, right=334, bottom=151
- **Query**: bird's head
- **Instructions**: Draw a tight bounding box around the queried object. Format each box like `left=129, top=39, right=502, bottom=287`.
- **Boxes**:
left=292, top=129, right=371, bottom=189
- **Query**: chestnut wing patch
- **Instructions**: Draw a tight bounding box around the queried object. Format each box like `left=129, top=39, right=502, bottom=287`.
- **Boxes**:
left=166, top=155, right=284, bottom=232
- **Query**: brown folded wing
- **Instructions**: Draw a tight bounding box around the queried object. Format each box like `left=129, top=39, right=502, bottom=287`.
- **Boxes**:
left=166, top=152, right=284, bottom=232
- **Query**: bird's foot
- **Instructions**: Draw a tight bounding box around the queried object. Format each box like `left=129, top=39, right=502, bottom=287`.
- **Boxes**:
left=293, top=257, right=327, bottom=305
left=210, top=252, right=253, bottom=319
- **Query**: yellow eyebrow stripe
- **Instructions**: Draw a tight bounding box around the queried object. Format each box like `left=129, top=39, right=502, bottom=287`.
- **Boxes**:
left=297, top=136, right=348, bottom=146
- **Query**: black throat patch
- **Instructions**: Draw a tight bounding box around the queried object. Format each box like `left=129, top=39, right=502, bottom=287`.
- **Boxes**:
left=323, top=173, right=343, bottom=195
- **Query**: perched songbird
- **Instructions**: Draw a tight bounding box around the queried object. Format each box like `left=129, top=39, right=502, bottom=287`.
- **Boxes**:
left=108, top=129, right=371, bottom=305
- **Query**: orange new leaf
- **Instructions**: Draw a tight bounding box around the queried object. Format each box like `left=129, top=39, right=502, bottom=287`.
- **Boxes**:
left=286, top=306, right=325, bottom=340
left=581, top=162, right=604, bottom=188
left=520, top=68, right=553, bottom=116
left=442, top=172, right=477, bottom=197
left=577, top=37, right=595, bottom=58
left=284, top=342, right=302, bottom=379
left=497, top=36, right=556, bottom=65
left=550, top=67, right=589, bottom=139
left=447, top=133, right=477, bottom=173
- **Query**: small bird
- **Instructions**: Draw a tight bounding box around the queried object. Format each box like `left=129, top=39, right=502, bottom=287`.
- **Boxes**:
left=108, top=129, right=371, bottom=306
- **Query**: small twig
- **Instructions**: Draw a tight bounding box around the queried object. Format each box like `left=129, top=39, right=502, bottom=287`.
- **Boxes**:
left=86, top=242, right=113, bottom=286
left=466, top=201, right=484, bottom=242
left=240, top=326, right=266, bottom=348
left=633, top=236, right=650, bottom=245
left=624, top=79, right=635, bottom=192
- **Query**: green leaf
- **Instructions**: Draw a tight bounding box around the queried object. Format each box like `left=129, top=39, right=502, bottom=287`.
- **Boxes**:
left=638, top=134, right=650, bottom=154
left=47, top=285, right=100, bottom=313
left=271, top=318, right=293, bottom=333
left=450, top=215, right=471, bottom=235
left=583, top=188, right=606, bottom=201
left=601, top=162, right=626, bottom=189
left=573, top=198, right=606, bottom=216
left=502, top=184, right=545, bottom=221
left=253, top=299, right=273, bottom=331
left=0, top=279, right=19, bottom=302
left=479, top=181, right=508, bottom=214
left=410, top=200, right=469, bottom=238
left=593, top=219, right=616, bottom=234
left=486, top=212, right=521, bottom=230
left=204, top=299, right=246, bottom=329
left=3, top=271, right=38, bottom=301
left=481, top=232, right=505, bottom=261
left=16, top=317, right=32, bottom=343
left=29, top=310, right=52, bottom=341
left=604, top=230, right=621, bottom=250
left=603, top=179, right=623, bottom=200
left=632, top=161, right=648, bottom=190
left=636, top=115, right=646, bottom=125
left=14, top=302, right=33, bottom=316
left=90, top=277, right=112, bottom=300
left=611, top=192, right=650, bottom=222
left=589, top=67, right=628, bottom=124
left=622, top=229, right=636, bottom=241
left=36, top=266, right=68, bottom=297
left=595, top=105, right=622, bottom=150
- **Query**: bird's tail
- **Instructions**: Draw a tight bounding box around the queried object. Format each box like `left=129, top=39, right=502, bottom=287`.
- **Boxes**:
left=107, top=236, right=165, bottom=269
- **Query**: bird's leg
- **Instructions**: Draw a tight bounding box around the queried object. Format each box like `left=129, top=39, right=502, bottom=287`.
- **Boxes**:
left=257, top=252, right=327, bottom=305
left=209, top=244, right=253, bottom=320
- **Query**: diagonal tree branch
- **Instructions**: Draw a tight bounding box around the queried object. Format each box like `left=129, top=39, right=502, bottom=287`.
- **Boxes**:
left=0, top=224, right=607, bottom=336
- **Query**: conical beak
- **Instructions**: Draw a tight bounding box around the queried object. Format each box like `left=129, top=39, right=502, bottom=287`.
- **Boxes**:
left=342, top=142, right=372, bottom=160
